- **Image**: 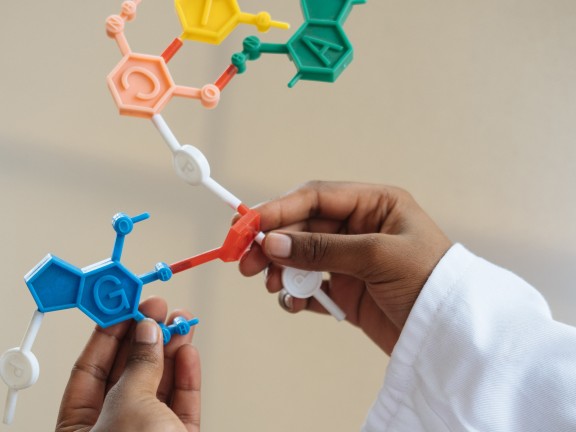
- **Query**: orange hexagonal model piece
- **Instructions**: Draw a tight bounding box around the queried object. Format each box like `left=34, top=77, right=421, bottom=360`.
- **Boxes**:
left=107, top=53, right=176, bottom=118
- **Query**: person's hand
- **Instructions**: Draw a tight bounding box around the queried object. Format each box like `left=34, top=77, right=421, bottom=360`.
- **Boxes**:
left=56, top=297, right=201, bottom=432
left=239, top=181, right=452, bottom=355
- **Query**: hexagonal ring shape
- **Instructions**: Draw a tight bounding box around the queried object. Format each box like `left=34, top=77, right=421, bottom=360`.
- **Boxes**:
left=107, top=53, right=176, bottom=118
left=288, top=22, right=353, bottom=83
left=79, top=260, right=143, bottom=327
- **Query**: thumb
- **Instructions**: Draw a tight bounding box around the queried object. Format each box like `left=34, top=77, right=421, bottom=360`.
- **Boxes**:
left=264, top=231, right=388, bottom=279
left=119, top=318, right=164, bottom=397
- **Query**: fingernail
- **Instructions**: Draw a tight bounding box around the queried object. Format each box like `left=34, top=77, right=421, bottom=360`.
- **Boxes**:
left=266, top=233, right=292, bottom=258
left=136, top=319, right=159, bottom=344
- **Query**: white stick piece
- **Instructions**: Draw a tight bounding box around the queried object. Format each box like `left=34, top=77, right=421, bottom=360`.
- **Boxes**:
left=3, top=389, right=17, bottom=425
left=312, top=289, right=346, bottom=322
left=281, top=267, right=346, bottom=321
left=20, top=310, right=44, bottom=353
left=150, top=115, right=244, bottom=211
left=151, top=114, right=181, bottom=153
left=202, top=177, right=243, bottom=211
left=1, top=310, right=44, bottom=425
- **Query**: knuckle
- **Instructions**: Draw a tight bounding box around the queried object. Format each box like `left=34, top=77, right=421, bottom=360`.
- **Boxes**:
left=302, top=179, right=324, bottom=190
left=126, top=351, right=159, bottom=368
left=71, top=361, right=108, bottom=383
left=300, top=233, right=329, bottom=264
left=178, top=411, right=201, bottom=427
left=356, top=234, right=389, bottom=280
left=387, top=185, right=413, bottom=204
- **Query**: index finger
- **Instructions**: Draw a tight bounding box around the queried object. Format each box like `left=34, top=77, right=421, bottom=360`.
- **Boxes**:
left=254, top=181, right=389, bottom=232
left=57, top=319, right=132, bottom=427
left=57, top=297, right=166, bottom=428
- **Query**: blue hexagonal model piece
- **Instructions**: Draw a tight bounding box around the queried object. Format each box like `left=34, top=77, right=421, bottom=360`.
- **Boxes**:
left=78, top=259, right=143, bottom=328
left=25, top=254, right=83, bottom=313
left=20, top=213, right=193, bottom=343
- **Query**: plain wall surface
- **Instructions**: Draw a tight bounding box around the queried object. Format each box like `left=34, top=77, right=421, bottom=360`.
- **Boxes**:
left=0, top=1, right=575, bottom=431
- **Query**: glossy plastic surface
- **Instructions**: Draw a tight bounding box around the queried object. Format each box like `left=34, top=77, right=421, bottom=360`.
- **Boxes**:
left=25, top=255, right=83, bottom=313
left=175, top=0, right=290, bottom=45
left=282, top=268, right=346, bottom=321
left=286, top=21, right=353, bottom=87
left=24, top=213, right=174, bottom=329
left=2, top=0, right=369, bottom=424
left=232, top=0, right=365, bottom=86
left=1, top=310, right=44, bottom=425
left=301, top=0, right=367, bottom=23
left=170, top=209, right=260, bottom=274
left=160, top=316, right=200, bottom=344
left=106, top=1, right=222, bottom=118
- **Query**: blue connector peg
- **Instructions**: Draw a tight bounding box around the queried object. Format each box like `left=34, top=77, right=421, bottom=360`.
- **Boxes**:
left=159, top=316, right=200, bottom=344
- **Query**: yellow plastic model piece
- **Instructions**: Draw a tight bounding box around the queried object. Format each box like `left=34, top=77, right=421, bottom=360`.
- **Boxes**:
left=175, top=0, right=290, bottom=45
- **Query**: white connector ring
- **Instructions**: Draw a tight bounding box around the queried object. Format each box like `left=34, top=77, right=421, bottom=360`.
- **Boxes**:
left=173, top=145, right=211, bottom=186
left=0, top=349, right=39, bottom=391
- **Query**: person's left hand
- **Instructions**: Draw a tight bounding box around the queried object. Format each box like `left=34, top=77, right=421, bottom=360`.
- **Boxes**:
left=56, top=296, right=201, bottom=432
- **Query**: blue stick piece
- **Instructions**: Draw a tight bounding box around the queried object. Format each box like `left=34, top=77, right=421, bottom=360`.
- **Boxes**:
left=159, top=316, right=200, bottom=344
left=24, top=212, right=187, bottom=343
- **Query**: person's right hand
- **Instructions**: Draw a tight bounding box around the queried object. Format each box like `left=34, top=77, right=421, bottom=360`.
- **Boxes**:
left=239, top=181, right=452, bottom=355
left=56, top=297, right=201, bottom=432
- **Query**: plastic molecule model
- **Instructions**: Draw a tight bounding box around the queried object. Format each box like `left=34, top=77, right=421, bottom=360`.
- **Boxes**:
left=0, top=212, right=199, bottom=425
left=174, top=0, right=290, bottom=45
left=232, top=0, right=366, bottom=87
left=106, top=0, right=291, bottom=118
left=104, top=0, right=347, bottom=325
left=1, top=0, right=366, bottom=426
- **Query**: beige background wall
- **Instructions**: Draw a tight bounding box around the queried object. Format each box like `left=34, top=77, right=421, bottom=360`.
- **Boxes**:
left=0, top=1, right=575, bottom=431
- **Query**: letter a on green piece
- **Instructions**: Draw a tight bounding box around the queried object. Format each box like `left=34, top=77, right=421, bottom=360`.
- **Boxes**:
left=302, top=35, right=344, bottom=66
left=286, top=22, right=353, bottom=85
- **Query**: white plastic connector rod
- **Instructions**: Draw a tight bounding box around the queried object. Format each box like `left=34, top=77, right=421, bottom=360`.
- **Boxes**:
left=202, top=177, right=243, bottom=211
left=151, top=114, right=181, bottom=153
left=152, top=114, right=181, bottom=152
left=1, top=310, right=44, bottom=425
left=281, top=267, right=346, bottom=321
left=151, top=114, right=244, bottom=211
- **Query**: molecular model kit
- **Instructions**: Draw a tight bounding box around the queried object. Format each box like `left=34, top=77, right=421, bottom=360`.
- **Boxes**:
left=0, top=0, right=365, bottom=425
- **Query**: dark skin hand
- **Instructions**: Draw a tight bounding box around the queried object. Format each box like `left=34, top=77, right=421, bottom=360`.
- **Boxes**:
left=239, top=181, right=452, bottom=355
left=56, top=296, right=201, bottom=432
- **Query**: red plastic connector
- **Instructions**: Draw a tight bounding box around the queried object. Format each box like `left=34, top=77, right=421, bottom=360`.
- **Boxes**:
left=162, top=38, right=184, bottom=63
left=169, top=209, right=261, bottom=274
left=214, top=64, right=238, bottom=91
left=170, top=248, right=220, bottom=274
left=219, top=209, right=260, bottom=262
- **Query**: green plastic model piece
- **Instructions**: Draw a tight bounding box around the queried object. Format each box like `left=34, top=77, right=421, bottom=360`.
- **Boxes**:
left=232, top=0, right=366, bottom=87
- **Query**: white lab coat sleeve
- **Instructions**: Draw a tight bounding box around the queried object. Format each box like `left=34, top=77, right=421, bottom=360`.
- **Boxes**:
left=361, top=243, right=576, bottom=432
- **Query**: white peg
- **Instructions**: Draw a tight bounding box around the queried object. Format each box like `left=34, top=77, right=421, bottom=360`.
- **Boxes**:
left=282, top=267, right=346, bottom=321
